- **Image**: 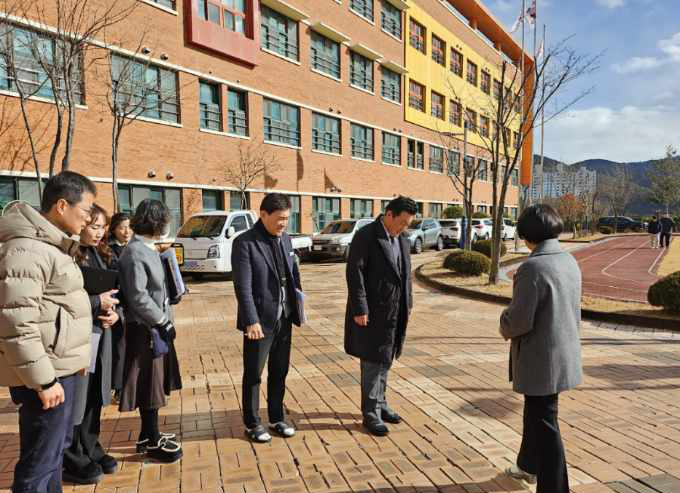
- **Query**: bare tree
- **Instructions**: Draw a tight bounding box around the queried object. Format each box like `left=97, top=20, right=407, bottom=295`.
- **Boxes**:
left=444, top=37, right=600, bottom=283
left=223, top=141, right=282, bottom=210
left=599, top=164, right=637, bottom=232
left=0, top=0, right=137, bottom=194
left=647, top=145, right=680, bottom=215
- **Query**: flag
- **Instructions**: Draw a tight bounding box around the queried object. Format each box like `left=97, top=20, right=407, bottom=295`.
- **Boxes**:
left=526, top=0, right=537, bottom=26
left=537, top=38, right=544, bottom=59
left=510, top=13, right=523, bottom=33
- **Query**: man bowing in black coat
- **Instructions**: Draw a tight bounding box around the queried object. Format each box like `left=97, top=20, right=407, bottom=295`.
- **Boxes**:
left=232, top=193, right=303, bottom=443
left=345, top=196, right=418, bottom=436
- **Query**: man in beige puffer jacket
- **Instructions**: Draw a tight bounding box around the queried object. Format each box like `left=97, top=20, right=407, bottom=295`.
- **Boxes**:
left=0, top=171, right=96, bottom=493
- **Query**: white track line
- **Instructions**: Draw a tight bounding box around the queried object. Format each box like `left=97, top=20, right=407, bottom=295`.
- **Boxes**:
left=648, top=247, right=667, bottom=275
left=600, top=237, right=654, bottom=283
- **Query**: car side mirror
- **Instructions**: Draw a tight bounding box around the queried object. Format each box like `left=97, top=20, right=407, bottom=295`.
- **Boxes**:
left=226, top=226, right=236, bottom=238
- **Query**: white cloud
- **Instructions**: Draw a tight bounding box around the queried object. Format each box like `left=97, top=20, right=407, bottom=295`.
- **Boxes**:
left=544, top=105, right=680, bottom=162
left=595, top=0, right=625, bottom=8
left=612, top=56, right=666, bottom=74
left=659, top=32, right=680, bottom=60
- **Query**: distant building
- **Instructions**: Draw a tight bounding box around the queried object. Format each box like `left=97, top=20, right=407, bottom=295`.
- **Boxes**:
left=531, top=161, right=597, bottom=201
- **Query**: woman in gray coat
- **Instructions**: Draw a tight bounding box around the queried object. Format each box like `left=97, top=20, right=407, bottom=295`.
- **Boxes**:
left=118, top=199, right=182, bottom=463
left=500, top=204, right=582, bottom=493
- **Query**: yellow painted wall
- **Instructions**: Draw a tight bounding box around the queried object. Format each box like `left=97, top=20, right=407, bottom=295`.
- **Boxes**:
left=404, top=1, right=521, bottom=151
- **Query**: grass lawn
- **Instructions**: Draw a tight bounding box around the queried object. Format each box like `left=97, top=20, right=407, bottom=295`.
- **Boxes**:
left=657, top=238, right=680, bottom=277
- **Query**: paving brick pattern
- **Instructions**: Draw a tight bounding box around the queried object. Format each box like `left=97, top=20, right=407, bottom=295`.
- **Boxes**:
left=0, top=251, right=679, bottom=493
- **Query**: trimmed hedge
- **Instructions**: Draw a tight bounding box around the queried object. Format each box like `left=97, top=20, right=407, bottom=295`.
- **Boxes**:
left=443, top=250, right=490, bottom=276
left=472, top=239, right=507, bottom=258
left=648, top=272, right=680, bottom=313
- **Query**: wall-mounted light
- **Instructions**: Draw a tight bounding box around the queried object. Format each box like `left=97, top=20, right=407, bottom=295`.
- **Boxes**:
left=147, top=169, right=156, bottom=178
left=141, top=46, right=151, bottom=55
left=166, top=171, right=174, bottom=180
left=160, top=53, right=169, bottom=61
left=330, top=186, right=341, bottom=193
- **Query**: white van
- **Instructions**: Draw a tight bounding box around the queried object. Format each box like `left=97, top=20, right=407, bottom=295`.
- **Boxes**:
left=173, top=210, right=312, bottom=277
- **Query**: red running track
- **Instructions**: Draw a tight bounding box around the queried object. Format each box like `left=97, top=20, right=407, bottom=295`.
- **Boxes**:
left=570, top=236, right=667, bottom=303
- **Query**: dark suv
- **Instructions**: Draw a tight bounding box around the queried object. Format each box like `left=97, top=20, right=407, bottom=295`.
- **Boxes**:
left=597, top=216, right=645, bottom=232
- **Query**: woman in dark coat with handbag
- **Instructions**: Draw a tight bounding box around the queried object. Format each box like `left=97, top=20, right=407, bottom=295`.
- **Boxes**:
left=117, top=199, right=182, bottom=463
left=63, top=204, right=121, bottom=484
left=500, top=204, right=582, bottom=493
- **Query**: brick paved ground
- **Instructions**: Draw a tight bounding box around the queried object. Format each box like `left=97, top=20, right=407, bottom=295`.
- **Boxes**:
left=1, top=251, right=680, bottom=493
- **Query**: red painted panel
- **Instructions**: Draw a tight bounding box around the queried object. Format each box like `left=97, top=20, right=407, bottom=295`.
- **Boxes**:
left=184, top=0, right=260, bottom=66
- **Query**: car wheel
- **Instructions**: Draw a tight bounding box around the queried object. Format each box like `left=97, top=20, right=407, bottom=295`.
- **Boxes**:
left=414, top=238, right=423, bottom=254
left=435, top=236, right=444, bottom=251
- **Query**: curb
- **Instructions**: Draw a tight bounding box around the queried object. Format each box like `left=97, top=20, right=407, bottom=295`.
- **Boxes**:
left=415, top=262, right=678, bottom=331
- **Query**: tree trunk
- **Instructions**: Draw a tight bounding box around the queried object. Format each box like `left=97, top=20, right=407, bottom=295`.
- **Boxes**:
left=112, top=116, right=121, bottom=213
left=61, top=92, right=76, bottom=172
left=489, top=178, right=510, bottom=285
left=49, top=108, right=64, bottom=178
left=18, top=97, right=44, bottom=199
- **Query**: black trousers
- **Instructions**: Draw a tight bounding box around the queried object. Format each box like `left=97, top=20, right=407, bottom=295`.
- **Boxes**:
left=63, top=374, right=105, bottom=472
left=660, top=232, right=672, bottom=248
left=242, top=317, right=292, bottom=428
left=10, top=374, right=77, bottom=493
left=517, top=394, right=569, bottom=493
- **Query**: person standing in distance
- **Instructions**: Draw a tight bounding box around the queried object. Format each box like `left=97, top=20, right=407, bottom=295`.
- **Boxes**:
left=344, top=196, right=417, bottom=436
left=0, top=171, right=96, bottom=493
left=232, top=193, right=303, bottom=443
left=660, top=213, right=675, bottom=249
left=647, top=216, right=660, bottom=249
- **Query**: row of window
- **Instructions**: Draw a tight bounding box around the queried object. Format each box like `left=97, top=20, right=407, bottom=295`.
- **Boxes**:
left=409, top=17, right=521, bottom=113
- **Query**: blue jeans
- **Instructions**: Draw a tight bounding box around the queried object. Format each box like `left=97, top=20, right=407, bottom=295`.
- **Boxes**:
left=10, top=374, right=77, bottom=493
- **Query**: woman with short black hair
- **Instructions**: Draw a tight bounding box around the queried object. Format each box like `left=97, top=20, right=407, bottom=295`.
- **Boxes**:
left=108, top=212, right=132, bottom=261
left=500, top=204, right=582, bottom=493
left=118, top=199, right=183, bottom=463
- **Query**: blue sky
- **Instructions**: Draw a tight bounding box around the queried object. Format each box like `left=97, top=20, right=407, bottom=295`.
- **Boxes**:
left=485, top=0, right=680, bottom=163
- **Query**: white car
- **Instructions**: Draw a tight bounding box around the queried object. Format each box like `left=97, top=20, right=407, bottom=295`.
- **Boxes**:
left=439, top=218, right=489, bottom=245
left=173, top=210, right=311, bottom=277
left=309, top=218, right=373, bottom=261
left=471, top=218, right=493, bottom=240
left=502, top=218, right=517, bottom=240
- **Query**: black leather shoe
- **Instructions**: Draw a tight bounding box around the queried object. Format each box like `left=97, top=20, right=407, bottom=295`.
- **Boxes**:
left=382, top=410, right=402, bottom=424
left=98, top=454, right=118, bottom=474
left=363, top=421, right=389, bottom=437
left=63, top=461, right=104, bottom=485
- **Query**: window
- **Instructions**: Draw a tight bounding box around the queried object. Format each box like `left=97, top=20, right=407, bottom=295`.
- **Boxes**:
left=0, top=177, right=42, bottom=210
left=198, top=0, right=247, bottom=34
left=287, top=195, right=301, bottom=233
left=416, top=202, right=424, bottom=217
left=350, top=199, right=373, bottom=218
left=478, top=159, right=488, bottom=181
left=514, top=131, right=521, bottom=149
left=432, top=35, right=445, bottom=65
left=263, top=98, right=300, bottom=146
left=493, top=79, right=502, bottom=101
left=151, top=0, right=175, bottom=8
left=312, top=113, right=341, bottom=154
left=260, top=5, right=298, bottom=60
left=514, top=92, right=521, bottom=114
left=429, top=203, right=442, bottom=218
left=228, top=89, right=248, bottom=135
left=465, top=108, right=477, bottom=133
left=429, top=146, right=444, bottom=173
left=228, top=215, right=249, bottom=233
left=382, top=132, right=401, bottom=165
left=407, top=139, right=424, bottom=170
left=312, top=196, right=341, bottom=232
left=311, top=31, right=340, bottom=79
left=467, top=60, right=478, bottom=86
left=199, top=81, right=221, bottom=131
left=118, top=185, right=182, bottom=235
left=464, top=156, right=475, bottom=177
left=450, top=48, right=463, bottom=77
left=351, top=123, right=373, bottom=160
left=431, top=91, right=444, bottom=119
left=409, top=18, right=425, bottom=53
left=111, top=55, right=179, bottom=123
left=230, top=191, right=249, bottom=210
left=409, top=80, right=425, bottom=111
left=0, top=27, right=85, bottom=104
left=511, top=207, right=518, bottom=220
left=350, top=0, right=374, bottom=22
left=381, top=67, right=401, bottom=102
left=512, top=168, right=519, bottom=186
left=202, top=189, right=223, bottom=211
left=447, top=150, right=460, bottom=175
left=480, top=115, right=490, bottom=137
left=381, top=0, right=402, bottom=38
left=350, top=51, right=373, bottom=91
left=481, top=71, right=491, bottom=94
left=380, top=200, right=390, bottom=213
left=449, top=100, right=462, bottom=126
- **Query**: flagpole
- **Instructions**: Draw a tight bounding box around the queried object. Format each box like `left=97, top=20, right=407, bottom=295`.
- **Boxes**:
left=514, top=0, right=526, bottom=252
left=539, top=23, right=546, bottom=202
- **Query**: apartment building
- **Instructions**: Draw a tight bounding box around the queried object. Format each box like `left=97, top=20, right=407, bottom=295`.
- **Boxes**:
left=531, top=161, right=597, bottom=201
left=0, top=0, right=531, bottom=234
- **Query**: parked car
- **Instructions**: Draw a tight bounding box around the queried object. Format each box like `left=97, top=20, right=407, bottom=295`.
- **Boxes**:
left=173, top=210, right=311, bottom=277
left=309, top=218, right=373, bottom=261
left=597, top=216, right=645, bottom=232
left=502, top=218, right=517, bottom=240
left=407, top=218, right=443, bottom=253
left=439, top=219, right=462, bottom=247
left=471, top=218, right=493, bottom=240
